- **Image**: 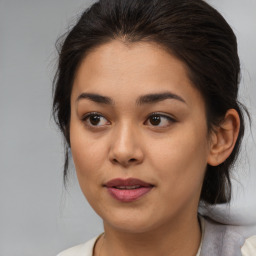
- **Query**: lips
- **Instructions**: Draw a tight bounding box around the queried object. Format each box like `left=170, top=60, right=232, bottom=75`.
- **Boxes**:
left=104, top=178, right=154, bottom=202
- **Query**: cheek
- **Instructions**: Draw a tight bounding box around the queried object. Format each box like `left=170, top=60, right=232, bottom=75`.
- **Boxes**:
left=70, top=128, right=108, bottom=207
left=148, top=124, right=209, bottom=189
left=70, top=122, right=107, bottom=181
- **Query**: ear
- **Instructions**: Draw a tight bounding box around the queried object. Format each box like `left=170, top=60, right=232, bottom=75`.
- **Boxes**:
left=207, top=109, right=240, bottom=166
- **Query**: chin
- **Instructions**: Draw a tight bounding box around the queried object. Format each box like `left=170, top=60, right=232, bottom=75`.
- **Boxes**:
left=105, top=218, right=155, bottom=234
left=100, top=208, right=166, bottom=234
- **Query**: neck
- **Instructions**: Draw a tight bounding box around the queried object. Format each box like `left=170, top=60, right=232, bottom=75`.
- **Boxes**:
left=97, top=213, right=201, bottom=256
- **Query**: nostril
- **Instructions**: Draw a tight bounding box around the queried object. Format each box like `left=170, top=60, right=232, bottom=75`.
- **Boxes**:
left=112, top=158, right=137, bottom=165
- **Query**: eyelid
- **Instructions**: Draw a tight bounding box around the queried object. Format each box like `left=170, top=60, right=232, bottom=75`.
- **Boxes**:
left=144, top=112, right=177, bottom=127
left=81, top=112, right=111, bottom=127
left=81, top=111, right=102, bottom=120
left=80, top=111, right=176, bottom=129
left=146, top=112, right=176, bottom=120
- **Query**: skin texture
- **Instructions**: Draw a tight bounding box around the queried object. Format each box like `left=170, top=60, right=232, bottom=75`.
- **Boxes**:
left=69, top=40, right=240, bottom=256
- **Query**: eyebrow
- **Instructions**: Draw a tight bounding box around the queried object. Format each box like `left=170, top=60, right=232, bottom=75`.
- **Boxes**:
left=76, top=93, right=113, bottom=105
left=136, top=92, right=186, bottom=105
left=76, top=92, right=186, bottom=105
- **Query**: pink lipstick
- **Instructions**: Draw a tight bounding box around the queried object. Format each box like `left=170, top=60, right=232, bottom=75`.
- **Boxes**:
left=104, top=178, right=153, bottom=202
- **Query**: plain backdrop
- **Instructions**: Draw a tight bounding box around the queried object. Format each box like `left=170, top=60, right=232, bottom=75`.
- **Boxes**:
left=0, top=0, right=255, bottom=255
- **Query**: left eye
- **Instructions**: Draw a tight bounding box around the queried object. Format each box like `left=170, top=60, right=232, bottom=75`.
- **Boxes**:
left=145, top=113, right=176, bottom=127
left=82, top=113, right=110, bottom=127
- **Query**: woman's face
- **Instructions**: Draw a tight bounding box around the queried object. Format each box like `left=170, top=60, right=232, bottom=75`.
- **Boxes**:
left=70, top=40, right=212, bottom=233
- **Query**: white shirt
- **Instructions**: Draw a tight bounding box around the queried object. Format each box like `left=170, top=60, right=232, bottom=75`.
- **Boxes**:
left=57, top=218, right=256, bottom=256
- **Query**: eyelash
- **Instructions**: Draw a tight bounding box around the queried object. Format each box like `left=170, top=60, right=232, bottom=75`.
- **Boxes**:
left=145, top=112, right=176, bottom=127
left=81, top=112, right=176, bottom=129
left=81, top=112, right=110, bottom=128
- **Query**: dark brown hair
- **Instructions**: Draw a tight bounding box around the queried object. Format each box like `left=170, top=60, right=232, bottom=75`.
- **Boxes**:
left=53, top=0, right=249, bottom=205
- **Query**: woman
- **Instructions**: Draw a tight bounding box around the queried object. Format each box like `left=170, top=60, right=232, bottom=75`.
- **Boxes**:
left=53, top=0, right=256, bottom=255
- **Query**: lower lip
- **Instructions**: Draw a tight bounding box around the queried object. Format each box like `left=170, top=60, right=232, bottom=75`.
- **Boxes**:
left=106, top=187, right=153, bottom=202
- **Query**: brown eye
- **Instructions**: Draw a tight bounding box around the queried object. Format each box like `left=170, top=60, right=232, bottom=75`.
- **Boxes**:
left=149, top=115, right=161, bottom=126
left=82, top=113, right=110, bottom=127
left=89, top=115, right=101, bottom=126
left=145, top=113, right=176, bottom=127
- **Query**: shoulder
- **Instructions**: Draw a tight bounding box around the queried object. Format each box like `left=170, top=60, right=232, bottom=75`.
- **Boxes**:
left=200, top=216, right=256, bottom=256
left=57, top=236, right=98, bottom=256
left=241, top=235, right=256, bottom=256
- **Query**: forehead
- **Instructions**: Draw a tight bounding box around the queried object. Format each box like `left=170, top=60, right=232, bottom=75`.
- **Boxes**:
left=74, top=40, right=189, bottom=85
left=72, top=40, right=204, bottom=109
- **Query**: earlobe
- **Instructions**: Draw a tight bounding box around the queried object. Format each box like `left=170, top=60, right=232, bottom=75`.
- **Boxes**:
left=207, top=109, right=240, bottom=166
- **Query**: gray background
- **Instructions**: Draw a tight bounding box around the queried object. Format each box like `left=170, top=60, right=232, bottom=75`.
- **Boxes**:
left=0, top=0, right=255, bottom=255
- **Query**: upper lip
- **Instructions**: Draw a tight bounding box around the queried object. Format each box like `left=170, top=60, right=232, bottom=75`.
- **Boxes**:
left=104, top=178, right=153, bottom=188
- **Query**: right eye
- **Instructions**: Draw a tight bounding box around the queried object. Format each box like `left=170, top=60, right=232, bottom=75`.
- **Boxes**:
left=82, top=112, right=110, bottom=127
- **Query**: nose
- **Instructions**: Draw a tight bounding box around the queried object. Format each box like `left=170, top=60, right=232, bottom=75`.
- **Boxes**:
left=108, top=122, right=144, bottom=167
